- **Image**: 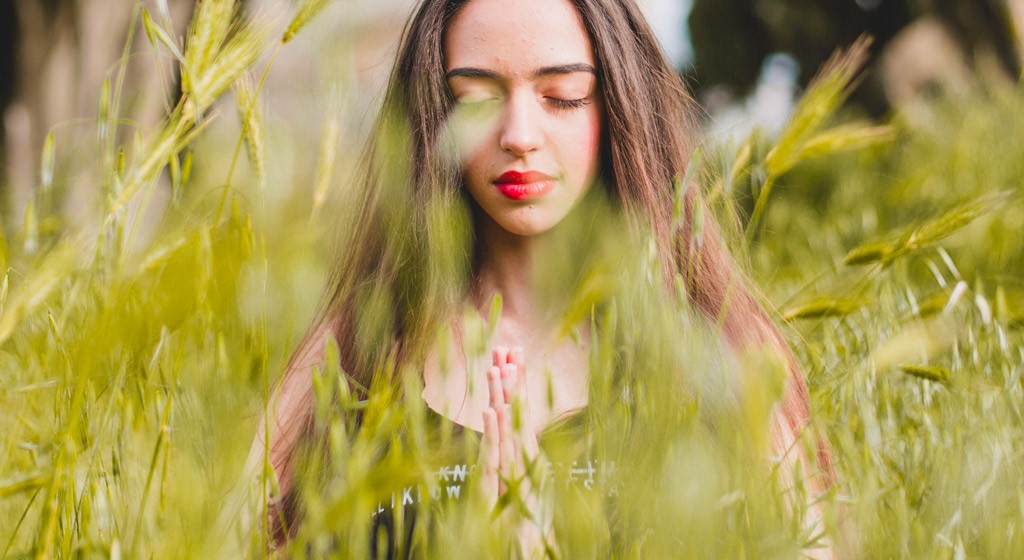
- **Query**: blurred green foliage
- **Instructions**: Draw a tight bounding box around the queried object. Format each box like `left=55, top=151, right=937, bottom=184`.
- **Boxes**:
left=0, top=1, right=1022, bottom=558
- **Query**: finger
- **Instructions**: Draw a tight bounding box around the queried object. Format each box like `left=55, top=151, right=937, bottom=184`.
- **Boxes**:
left=511, top=346, right=525, bottom=375
left=506, top=355, right=531, bottom=431
left=480, top=408, right=499, bottom=471
left=521, top=425, right=540, bottom=461
left=510, top=389, right=540, bottom=468
left=492, top=346, right=509, bottom=367
left=497, top=403, right=515, bottom=486
left=479, top=408, right=499, bottom=501
left=500, top=363, right=517, bottom=404
left=510, top=346, right=528, bottom=403
left=487, top=366, right=503, bottom=410
left=508, top=354, right=540, bottom=463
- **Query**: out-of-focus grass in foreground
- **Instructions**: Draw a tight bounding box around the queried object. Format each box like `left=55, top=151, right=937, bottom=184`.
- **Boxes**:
left=0, top=2, right=1022, bottom=558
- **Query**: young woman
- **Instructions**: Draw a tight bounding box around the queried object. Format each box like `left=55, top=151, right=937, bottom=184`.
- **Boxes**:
left=252, top=0, right=835, bottom=555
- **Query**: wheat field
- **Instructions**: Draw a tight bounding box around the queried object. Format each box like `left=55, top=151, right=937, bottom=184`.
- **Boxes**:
left=1, top=1, right=1022, bottom=558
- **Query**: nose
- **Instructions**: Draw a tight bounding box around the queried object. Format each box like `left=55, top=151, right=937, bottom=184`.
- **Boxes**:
left=499, top=92, right=542, bottom=156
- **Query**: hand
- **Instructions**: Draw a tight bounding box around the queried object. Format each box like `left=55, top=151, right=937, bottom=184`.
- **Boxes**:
left=479, top=346, right=551, bottom=556
left=480, top=346, right=539, bottom=501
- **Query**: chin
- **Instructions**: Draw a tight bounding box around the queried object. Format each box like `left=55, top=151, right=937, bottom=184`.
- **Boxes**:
left=502, top=224, right=555, bottom=237
left=490, top=207, right=568, bottom=237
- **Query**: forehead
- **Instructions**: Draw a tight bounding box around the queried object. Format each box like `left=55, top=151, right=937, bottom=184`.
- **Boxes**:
left=444, top=0, right=595, bottom=77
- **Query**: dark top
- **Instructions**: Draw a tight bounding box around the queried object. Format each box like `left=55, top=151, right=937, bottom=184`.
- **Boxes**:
left=367, top=404, right=617, bottom=559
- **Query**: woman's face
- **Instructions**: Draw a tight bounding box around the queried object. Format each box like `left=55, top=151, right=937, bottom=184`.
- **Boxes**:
left=444, top=0, right=603, bottom=237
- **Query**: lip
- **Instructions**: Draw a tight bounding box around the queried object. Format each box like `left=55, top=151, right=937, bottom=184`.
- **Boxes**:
left=493, top=170, right=557, bottom=201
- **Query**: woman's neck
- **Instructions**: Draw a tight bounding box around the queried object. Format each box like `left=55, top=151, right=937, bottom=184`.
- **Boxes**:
left=473, top=215, right=541, bottom=323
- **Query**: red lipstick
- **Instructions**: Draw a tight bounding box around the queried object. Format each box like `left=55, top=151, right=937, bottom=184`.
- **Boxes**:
left=493, top=170, right=556, bottom=201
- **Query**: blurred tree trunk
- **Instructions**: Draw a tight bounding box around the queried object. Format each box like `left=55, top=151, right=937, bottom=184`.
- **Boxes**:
left=2, top=0, right=195, bottom=234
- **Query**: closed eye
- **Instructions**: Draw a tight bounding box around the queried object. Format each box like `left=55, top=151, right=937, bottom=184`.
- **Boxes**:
left=456, top=96, right=502, bottom=105
left=547, top=97, right=591, bottom=110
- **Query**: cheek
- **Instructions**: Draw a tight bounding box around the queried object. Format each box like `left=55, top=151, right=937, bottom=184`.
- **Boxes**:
left=462, top=145, right=493, bottom=186
left=461, top=145, right=499, bottom=205
left=455, top=126, right=491, bottom=183
left=577, top=111, right=603, bottom=177
left=448, top=106, right=502, bottom=171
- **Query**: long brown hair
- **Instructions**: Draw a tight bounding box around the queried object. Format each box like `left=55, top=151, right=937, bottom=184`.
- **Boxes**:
left=258, top=0, right=832, bottom=544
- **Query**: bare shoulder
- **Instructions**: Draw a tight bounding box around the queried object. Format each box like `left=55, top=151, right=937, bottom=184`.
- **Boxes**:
left=288, top=320, right=337, bottom=373
left=249, top=321, right=337, bottom=453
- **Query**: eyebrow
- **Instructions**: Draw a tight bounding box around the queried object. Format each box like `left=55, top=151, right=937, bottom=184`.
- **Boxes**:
left=445, top=63, right=597, bottom=81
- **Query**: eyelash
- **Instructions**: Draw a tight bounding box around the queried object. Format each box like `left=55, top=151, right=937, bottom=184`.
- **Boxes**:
left=548, top=97, right=591, bottom=110
left=454, top=95, right=591, bottom=111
